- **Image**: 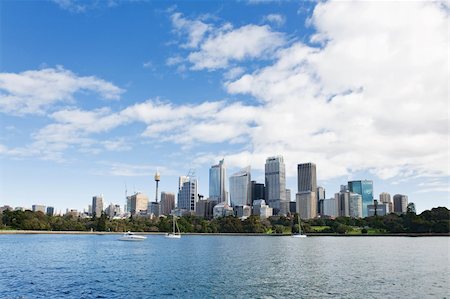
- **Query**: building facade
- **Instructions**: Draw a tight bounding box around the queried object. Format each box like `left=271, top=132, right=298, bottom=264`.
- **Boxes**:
left=178, top=177, right=198, bottom=212
left=92, top=195, right=104, bottom=217
left=393, top=194, right=408, bottom=214
left=209, top=159, right=228, bottom=204
left=229, top=167, right=251, bottom=207
left=349, top=193, right=363, bottom=218
left=250, top=181, right=265, bottom=205
left=129, top=192, right=148, bottom=215
left=348, top=180, right=373, bottom=218
left=296, top=163, right=318, bottom=219
left=265, top=156, right=287, bottom=215
left=160, top=192, right=175, bottom=215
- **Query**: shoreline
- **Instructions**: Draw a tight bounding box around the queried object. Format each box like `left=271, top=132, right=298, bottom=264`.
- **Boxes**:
left=0, top=230, right=448, bottom=237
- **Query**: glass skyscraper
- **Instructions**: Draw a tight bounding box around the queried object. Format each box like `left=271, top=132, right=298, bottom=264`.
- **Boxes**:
left=265, top=156, right=287, bottom=215
left=209, top=159, right=227, bottom=204
left=348, top=180, right=373, bottom=217
left=229, top=167, right=251, bottom=207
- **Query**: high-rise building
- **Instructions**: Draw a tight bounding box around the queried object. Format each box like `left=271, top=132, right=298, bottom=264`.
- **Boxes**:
left=393, top=194, right=408, bottom=214
left=178, top=177, right=198, bottom=212
left=296, top=192, right=316, bottom=219
left=179, top=176, right=189, bottom=191
left=348, top=180, right=373, bottom=217
left=160, top=192, right=175, bottom=215
left=46, top=206, right=54, bottom=216
left=32, top=204, right=46, bottom=213
left=250, top=181, right=265, bottom=204
left=296, top=163, right=318, bottom=219
left=379, top=192, right=392, bottom=213
left=335, top=189, right=350, bottom=217
left=323, top=197, right=337, bottom=217
left=265, top=156, right=287, bottom=215
left=317, top=186, right=325, bottom=215
left=92, top=195, right=104, bottom=217
left=209, top=159, right=227, bottom=204
left=229, top=167, right=251, bottom=207
left=129, top=192, right=148, bottom=215
left=349, top=193, right=363, bottom=218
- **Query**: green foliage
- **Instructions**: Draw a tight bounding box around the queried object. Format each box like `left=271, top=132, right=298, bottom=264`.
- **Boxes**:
left=1, top=207, right=449, bottom=234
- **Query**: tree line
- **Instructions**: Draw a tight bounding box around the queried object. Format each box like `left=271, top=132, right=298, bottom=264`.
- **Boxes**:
left=1, top=207, right=448, bottom=234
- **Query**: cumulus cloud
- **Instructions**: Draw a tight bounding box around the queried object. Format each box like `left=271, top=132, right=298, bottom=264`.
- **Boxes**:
left=0, top=67, right=124, bottom=115
left=222, top=0, right=449, bottom=180
left=170, top=12, right=212, bottom=48
left=2, top=1, right=448, bottom=188
left=169, top=12, right=286, bottom=70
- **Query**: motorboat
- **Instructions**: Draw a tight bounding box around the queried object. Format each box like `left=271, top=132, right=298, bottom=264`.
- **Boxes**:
left=118, top=231, right=147, bottom=241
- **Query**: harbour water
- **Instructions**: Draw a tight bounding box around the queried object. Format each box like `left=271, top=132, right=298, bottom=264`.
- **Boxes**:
left=0, top=235, right=448, bottom=298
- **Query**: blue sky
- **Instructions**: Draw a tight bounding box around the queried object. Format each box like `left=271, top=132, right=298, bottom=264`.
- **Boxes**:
left=0, top=0, right=448, bottom=213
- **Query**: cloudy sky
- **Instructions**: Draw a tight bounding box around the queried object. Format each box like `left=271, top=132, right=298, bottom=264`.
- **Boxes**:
left=0, top=0, right=448, bottom=213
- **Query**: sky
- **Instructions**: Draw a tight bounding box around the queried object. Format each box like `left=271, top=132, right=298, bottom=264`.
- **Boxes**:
left=0, top=0, right=448, bottom=213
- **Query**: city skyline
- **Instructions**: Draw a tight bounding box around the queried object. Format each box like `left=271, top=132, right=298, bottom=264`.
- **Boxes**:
left=0, top=1, right=448, bottom=213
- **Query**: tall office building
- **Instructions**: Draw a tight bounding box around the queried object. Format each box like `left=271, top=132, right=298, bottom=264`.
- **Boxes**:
left=296, top=163, right=318, bottom=219
left=92, top=195, right=104, bottom=217
left=349, top=193, right=363, bottom=218
left=348, top=180, right=373, bottom=217
left=323, top=197, right=337, bottom=217
left=160, top=192, right=175, bottom=215
left=129, top=192, right=148, bottom=215
left=179, top=176, right=189, bottom=191
left=317, top=186, right=325, bottom=215
left=286, top=189, right=291, bottom=202
left=379, top=192, right=393, bottom=213
left=265, top=156, right=287, bottom=215
left=209, top=159, right=227, bottom=204
left=393, top=194, right=408, bottom=214
left=229, top=167, right=251, bottom=207
left=178, top=177, right=198, bottom=212
left=335, top=189, right=350, bottom=217
left=250, top=181, right=265, bottom=205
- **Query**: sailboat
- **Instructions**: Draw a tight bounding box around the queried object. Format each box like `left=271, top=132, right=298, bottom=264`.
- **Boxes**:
left=165, top=215, right=181, bottom=239
left=292, top=214, right=307, bottom=238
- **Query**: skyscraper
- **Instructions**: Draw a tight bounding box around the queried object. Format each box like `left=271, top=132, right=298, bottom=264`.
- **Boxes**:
left=129, top=192, right=148, bottom=215
left=229, top=167, right=251, bottom=207
left=348, top=180, right=373, bottom=217
left=349, top=193, right=363, bottom=218
left=265, top=156, right=287, bottom=215
left=178, top=177, right=198, bottom=212
left=209, top=159, right=227, bottom=204
left=160, top=192, right=175, bottom=215
left=92, top=195, right=104, bottom=217
left=250, top=181, right=265, bottom=205
left=393, top=194, right=408, bottom=214
left=296, top=162, right=318, bottom=219
left=379, top=192, right=393, bottom=213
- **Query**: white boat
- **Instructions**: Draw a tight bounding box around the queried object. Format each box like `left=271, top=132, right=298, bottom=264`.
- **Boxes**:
left=165, top=215, right=181, bottom=239
left=292, top=214, right=307, bottom=238
left=118, top=231, right=147, bottom=241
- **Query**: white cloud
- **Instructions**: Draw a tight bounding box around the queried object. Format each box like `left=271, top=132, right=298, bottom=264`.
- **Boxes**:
left=188, top=24, right=286, bottom=70
left=263, top=14, right=286, bottom=26
left=169, top=12, right=286, bottom=70
left=221, top=1, right=449, bottom=181
left=170, top=12, right=212, bottom=48
left=0, top=67, right=124, bottom=115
